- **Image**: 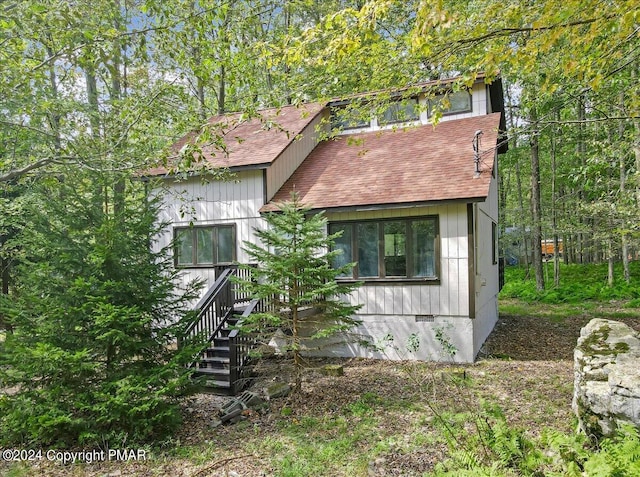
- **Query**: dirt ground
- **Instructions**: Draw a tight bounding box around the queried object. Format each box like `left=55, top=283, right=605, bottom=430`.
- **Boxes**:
left=484, top=310, right=640, bottom=361
left=4, top=309, right=640, bottom=476
left=169, top=310, right=640, bottom=476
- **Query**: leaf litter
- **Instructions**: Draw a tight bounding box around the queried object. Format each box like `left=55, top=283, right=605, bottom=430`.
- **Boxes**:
left=4, top=306, right=640, bottom=476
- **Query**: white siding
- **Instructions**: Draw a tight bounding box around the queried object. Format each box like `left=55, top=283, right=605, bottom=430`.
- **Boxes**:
left=153, top=169, right=267, bottom=301
left=266, top=111, right=328, bottom=201
left=327, top=204, right=469, bottom=318
left=472, top=156, right=499, bottom=356
left=318, top=190, right=500, bottom=363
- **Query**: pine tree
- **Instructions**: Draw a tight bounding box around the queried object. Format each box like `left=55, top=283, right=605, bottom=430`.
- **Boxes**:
left=237, top=192, right=362, bottom=391
left=0, top=172, right=201, bottom=446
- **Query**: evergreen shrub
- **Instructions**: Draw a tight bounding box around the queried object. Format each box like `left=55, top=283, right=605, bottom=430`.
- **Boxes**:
left=0, top=174, right=200, bottom=447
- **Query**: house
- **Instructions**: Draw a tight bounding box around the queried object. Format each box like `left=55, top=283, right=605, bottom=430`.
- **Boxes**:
left=148, top=75, right=507, bottom=371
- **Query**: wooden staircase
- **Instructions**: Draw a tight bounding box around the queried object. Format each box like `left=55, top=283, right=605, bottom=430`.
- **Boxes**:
left=181, top=266, right=259, bottom=395
left=193, top=308, right=239, bottom=393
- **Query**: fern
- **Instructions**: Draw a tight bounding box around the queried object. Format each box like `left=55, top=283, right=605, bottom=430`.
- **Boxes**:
left=543, top=429, right=589, bottom=477
left=583, top=425, right=640, bottom=476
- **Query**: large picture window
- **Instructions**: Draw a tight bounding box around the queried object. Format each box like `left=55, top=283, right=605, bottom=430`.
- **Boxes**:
left=175, top=225, right=235, bottom=267
left=329, top=217, right=439, bottom=280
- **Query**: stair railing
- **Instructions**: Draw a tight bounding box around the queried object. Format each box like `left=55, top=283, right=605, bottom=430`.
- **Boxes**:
left=181, top=264, right=262, bottom=393
left=182, top=268, right=235, bottom=348
left=228, top=298, right=260, bottom=394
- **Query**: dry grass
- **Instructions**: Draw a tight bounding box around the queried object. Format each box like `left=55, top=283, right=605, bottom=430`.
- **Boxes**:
left=3, top=302, right=639, bottom=476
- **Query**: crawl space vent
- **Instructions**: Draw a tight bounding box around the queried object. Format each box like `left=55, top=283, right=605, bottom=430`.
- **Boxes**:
left=415, top=315, right=435, bottom=323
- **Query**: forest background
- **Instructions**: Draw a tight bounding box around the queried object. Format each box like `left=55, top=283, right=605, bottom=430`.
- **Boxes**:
left=1, top=0, right=640, bottom=455
left=2, top=0, right=639, bottom=301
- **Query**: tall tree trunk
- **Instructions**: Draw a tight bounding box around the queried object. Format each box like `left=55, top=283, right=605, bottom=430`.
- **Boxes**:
left=110, top=0, right=125, bottom=216
left=196, top=73, right=206, bottom=122
left=529, top=107, right=544, bottom=291
left=217, top=64, right=226, bottom=115
left=607, top=238, right=615, bottom=288
left=608, top=237, right=615, bottom=287
left=216, top=9, right=231, bottom=115
left=576, top=95, right=589, bottom=263
left=632, top=66, right=640, bottom=267
left=45, top=43, right=62, bottom=151
left=618, top=91, right=630, bottom=283
left=505, top=84, right=530, bottom=269
left=551, top=108, right=560, bottom=286
left=84, top=63, right=107, bottom=222
left=0, top=231, right=10, bottom=332
left=283, top=0, right=292, bottom=105
left=189, top=3, right=207, bottom=122
left=85, top=67, right=101, bottom=140
left=499, top=167, right=509, bottom=261
left=515, top=158, right=530, bottom=269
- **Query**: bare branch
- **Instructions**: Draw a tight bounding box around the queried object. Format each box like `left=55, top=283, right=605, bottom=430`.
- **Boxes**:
left=454, top=15, right=618, bottom=46
left=0, top=156, right=72, bottom=183
left=0, top=120, right=60, bottom=139
left=539, top=116, right=640, bottom=125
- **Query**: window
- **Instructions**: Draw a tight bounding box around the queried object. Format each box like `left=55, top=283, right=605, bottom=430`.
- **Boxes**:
left=175, top=225, right=235, bottom=267
left=492, top=222, right=498, bottom=265
left=379, top=98, right=419, bottom=125
left=429, top=90, right=472, bottom=116
left=330, top=104, right=370, bottom=130
left=329, top=217, right=439, bottom=280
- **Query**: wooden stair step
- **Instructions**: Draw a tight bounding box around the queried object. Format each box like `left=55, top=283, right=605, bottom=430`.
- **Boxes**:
left=194, top=377, right=231, bottom=390
left=206, top=346, right=230, bottom=359
left=197, top=359, right=230, bottom=369
left=201, top=355, right=230, bottom=364
left=196, top=366, right=230, bottom=376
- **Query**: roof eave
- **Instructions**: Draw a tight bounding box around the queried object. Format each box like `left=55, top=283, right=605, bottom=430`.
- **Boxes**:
left=141, top=161, right=272, bottom=181
left=260, top=196, right=489, bottom=215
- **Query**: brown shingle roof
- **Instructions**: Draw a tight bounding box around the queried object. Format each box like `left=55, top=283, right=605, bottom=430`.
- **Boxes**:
left=261, top=113, right=502, bottom=212
left=146, top=102, right=325, bottom=176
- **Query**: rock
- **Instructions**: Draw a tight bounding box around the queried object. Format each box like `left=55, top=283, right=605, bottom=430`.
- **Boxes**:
left=268, top=329, right=290, bottom=355
left=321, top=364, right=344, bottom=376
left=573, top=318, right=640, bottom=438
left=255, top=344, right=277, bottom=358
left=266, top=382, right=291, bottom=400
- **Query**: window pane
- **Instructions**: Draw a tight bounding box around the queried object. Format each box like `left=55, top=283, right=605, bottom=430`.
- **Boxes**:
left=449, top=91, right=471, bottom=112
left=176, top=229, right=194, bottom=265
left=384, top=221, right=407, bottom=276
left=380, top=99, right=418, bottom=125
left=431, top=91, right=471, bottom=115
left=217, top=227, right=234, bottom=263
left=357, top=223, right=379, bottom=277
left=196, top=228, right=214, bottom=264
left=330, top=105, right=370, bottom=129
left=330, top=224, right=353, bottom=277
left=412, top=219, right=436, bottom=277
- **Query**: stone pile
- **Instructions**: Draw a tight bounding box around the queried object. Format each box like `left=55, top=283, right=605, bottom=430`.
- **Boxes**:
left=573, top=318, right=640, bottom=438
